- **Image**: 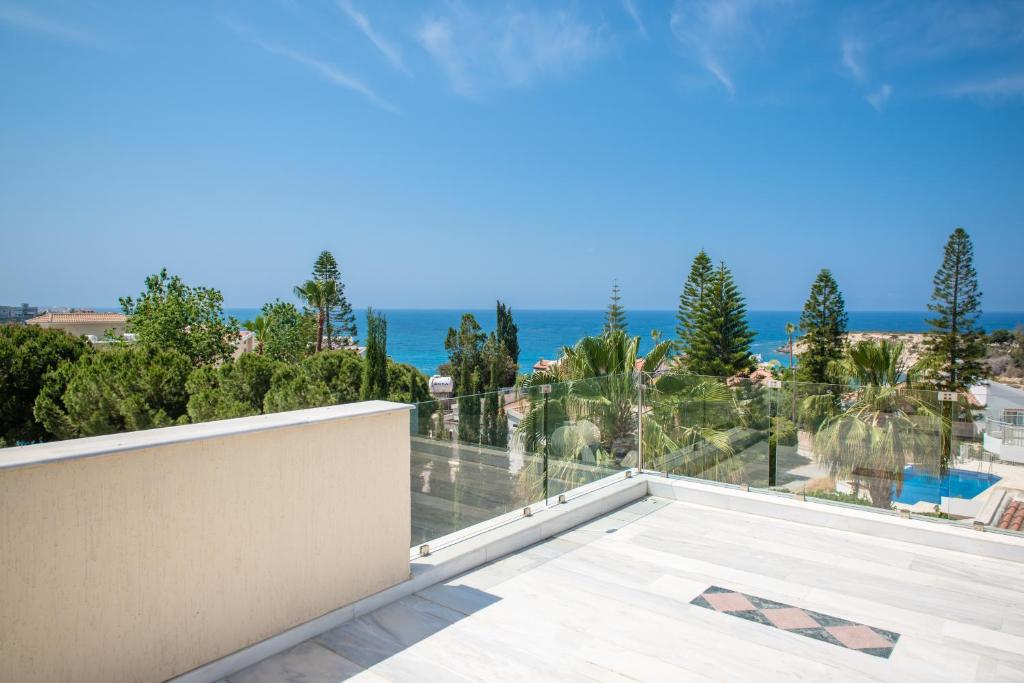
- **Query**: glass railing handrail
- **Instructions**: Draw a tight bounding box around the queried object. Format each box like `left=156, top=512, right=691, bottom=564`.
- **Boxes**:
left=410, top=368, right=1023, bottom=546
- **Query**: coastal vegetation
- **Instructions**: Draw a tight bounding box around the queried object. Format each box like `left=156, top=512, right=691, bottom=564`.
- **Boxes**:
left=512, top=330, right=682, bottom=499
left=0, top=325, right=90, bottom=445
left=119, top=268, right=240, bottom=365
left=0, top=227, right=1012, bottom=460
left=440, top=303, right=520, bottom=446
left=34, top=345, right=192, bottom=440
left=919, top=227, right=986, bottom=471
left=603, top=280, right=628, bottom=333
left=495, top=301, right=520, bottom=387
left=246, top=300, right=315, bottom=363
left=796, top=269, right=848, bottom=384
left=675, top=250, right=713, bottom=358
left=1, top=251, right=432, bottom=444
left=921, top=227, right=987, bottom=393
left=809, top=337, right=942, bottom=509
left=293, top=278, right=338, bottom=353
left=361, top=309, right=389, bottom=400
left=672, top=252, right=756, bottom=377
left=312, top=250, right=358, bottom=346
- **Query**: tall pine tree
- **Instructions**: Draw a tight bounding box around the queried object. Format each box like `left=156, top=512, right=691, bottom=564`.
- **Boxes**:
left=604, top=280, right=628, bottom=334
left=360, top=308, right=389, bottom=400
left=923, top=227, right=986, bottom=392
left=687, top=262, right=755, bottom=377
left=797, top=269, right=848, bottom=383
left=312, top=250, right=358, bottom=346
left=675, top=250, right=714, bottom=361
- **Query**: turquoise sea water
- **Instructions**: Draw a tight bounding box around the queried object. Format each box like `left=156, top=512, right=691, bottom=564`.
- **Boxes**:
left=220, top=309, right=1024, bottom=376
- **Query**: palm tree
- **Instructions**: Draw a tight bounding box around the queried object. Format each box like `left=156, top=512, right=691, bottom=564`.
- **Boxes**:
left=512, top=331, right=736, bottom=500
left=811, top=339, right=942, bottom=509
left=833, top=338, right=912, bottom=387
left=243, top=315, right=270, bottom=355
left=513, top=331, right=672, bottom=500
left=517, top=330, right=670, bottom=458
left=645, top=371, right=740, bottom=481
left=293, top=279, right=338, bottom=353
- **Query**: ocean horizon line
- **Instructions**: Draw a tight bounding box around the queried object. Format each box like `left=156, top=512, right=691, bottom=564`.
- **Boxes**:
left=74, top=305, right=1024, bottom=314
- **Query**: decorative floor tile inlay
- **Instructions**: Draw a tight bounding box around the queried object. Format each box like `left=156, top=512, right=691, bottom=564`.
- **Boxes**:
left=691, top=586, right=900, bottom=659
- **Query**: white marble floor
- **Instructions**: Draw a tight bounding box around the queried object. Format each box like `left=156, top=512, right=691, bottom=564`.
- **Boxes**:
left=228, top=497, right=1024, bottom=682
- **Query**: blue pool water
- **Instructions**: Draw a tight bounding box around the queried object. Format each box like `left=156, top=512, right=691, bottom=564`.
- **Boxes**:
left=893, top=466, right=1001, bottom=504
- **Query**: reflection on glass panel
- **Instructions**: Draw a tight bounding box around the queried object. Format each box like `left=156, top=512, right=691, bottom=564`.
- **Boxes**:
left=644, top=373, right=771, bottom=488
left=514, top=375, right=635, bottom=504
left=783, top=382, right=944, bottom=514
left=408, top=369, right=1024, bottom=545
left=409, top=375, right=636, bottom=546
left=409, top=387, right=532, bottom=545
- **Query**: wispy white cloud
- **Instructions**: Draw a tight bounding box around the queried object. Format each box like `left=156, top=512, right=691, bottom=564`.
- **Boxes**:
left=838, top=2, right=1024, bottom=110
left=875, top=1, right=1024, bottom=62
left=840, top=39, right=866, bottom=81
left=224, top=20, right=398, bottom=113
left=622, top=0, right=647, bottom=39
left=703, top=56, right=735, bottom=95
left=948, top=74, right=1024, bottom=99
left=417, top=3, right=605, bottom=97
left=669, top=0, right=773, bottom=95
left=866, top=83, right=892, bottom=110
left=0, top=2, right=100, bottom=47
left=337, top=0, right=408, bottom=75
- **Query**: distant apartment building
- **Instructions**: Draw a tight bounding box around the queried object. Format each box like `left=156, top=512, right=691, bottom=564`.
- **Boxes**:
left=26, top=311, right=128, bottom=339
left=0, top=303, right=39, bottom=323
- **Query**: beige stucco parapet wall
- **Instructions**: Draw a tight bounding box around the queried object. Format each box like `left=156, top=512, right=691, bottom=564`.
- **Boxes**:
left=0, top=401, right=412, bottom=683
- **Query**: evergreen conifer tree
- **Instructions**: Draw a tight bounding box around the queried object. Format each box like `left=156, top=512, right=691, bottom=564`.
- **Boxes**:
left=604, top=280, right=628, bottom=334
left=446, top=314, right=486, bottom=443
left=312, top=250, right=358, bottom=346
left=796, top=269, right=848, bottom=383
left=496, top=300, right=520, bottom=385
left=675, top=250, right=714, bottom=361
left=360, top=308, right=389, bottom=400
left=922, top=227, right=986, bottom=392
left=687, top=262, right=755, bottom=377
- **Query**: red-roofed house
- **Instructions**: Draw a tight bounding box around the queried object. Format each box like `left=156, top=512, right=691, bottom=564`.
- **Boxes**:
left=27, top=311, right=128, bottom=338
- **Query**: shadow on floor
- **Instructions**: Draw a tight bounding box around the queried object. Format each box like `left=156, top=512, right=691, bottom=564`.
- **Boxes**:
left=228, top=585, right=501, bottom=683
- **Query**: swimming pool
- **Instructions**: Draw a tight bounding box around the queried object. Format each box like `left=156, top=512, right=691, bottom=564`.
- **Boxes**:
left=893, top=466, right=1001, bottom=504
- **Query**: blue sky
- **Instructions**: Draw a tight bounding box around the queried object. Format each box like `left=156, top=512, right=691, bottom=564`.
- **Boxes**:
left=1, top=0, right=1022, bottom=311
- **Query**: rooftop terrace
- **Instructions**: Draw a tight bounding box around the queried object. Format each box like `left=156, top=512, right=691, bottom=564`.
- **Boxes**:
left=3, top=373, right=1024, bottom=682
left=231, top=485, right=1024, bottom=683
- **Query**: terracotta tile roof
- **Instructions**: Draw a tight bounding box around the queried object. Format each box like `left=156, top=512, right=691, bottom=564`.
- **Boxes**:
left=27, top=312, right=127, bottom=325
left=997, top=499, right=1024, bottom=532
left=533, top=358, right=560, bottom=372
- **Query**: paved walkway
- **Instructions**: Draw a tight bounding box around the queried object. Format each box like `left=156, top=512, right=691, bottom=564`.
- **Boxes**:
left=229, top=497, right=1024, bottom=682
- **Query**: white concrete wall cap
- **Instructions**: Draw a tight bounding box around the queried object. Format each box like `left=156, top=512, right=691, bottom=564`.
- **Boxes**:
left=0, top=400, right=412, bottom=470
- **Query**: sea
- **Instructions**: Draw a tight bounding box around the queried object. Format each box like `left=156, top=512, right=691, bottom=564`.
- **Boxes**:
left=217, top=309, right=1024, bottom=376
